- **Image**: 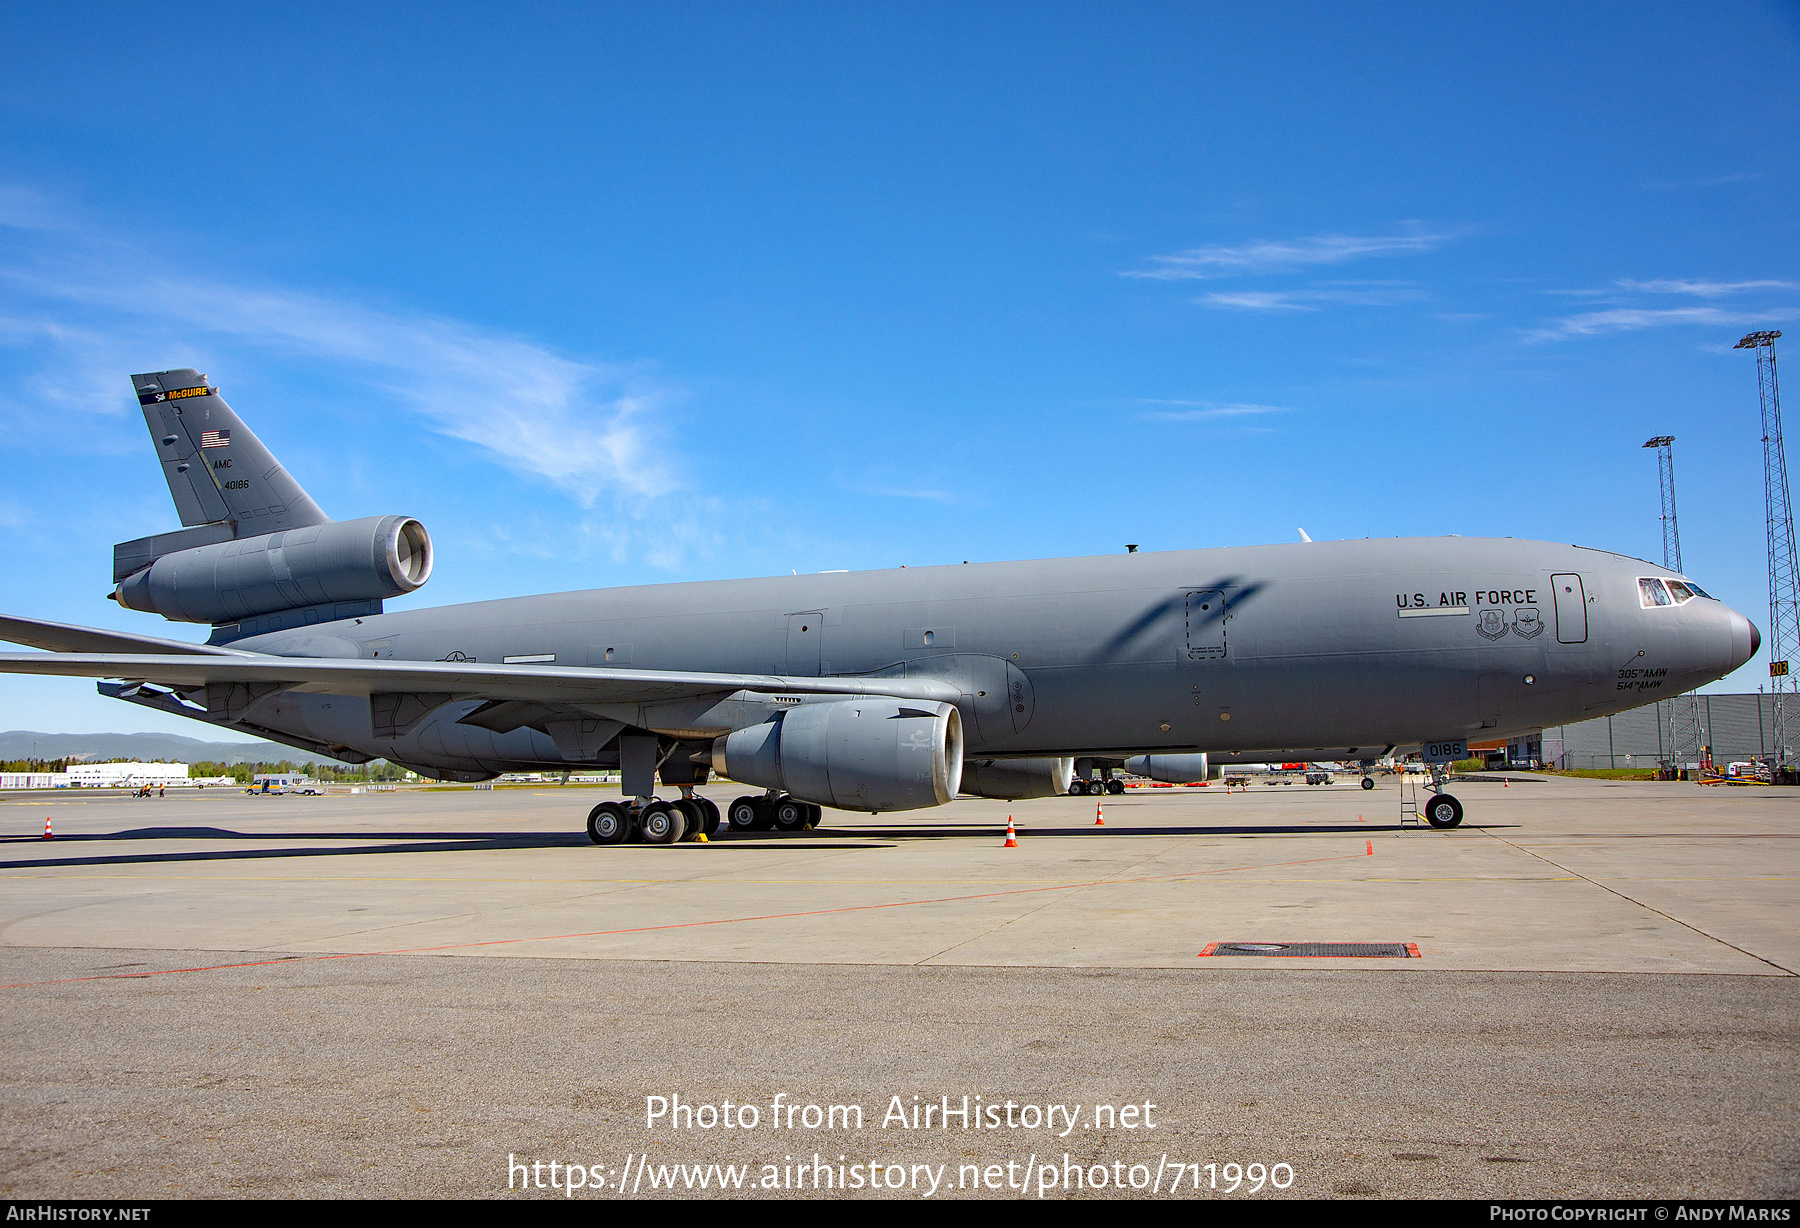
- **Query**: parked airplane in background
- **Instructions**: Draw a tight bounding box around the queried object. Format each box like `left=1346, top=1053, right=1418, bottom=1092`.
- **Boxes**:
left=0, top=370, right=1760, bottom=839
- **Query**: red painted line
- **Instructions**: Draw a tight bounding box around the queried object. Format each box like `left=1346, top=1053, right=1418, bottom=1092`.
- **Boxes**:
left=0, top=844, right=1373, bottom=989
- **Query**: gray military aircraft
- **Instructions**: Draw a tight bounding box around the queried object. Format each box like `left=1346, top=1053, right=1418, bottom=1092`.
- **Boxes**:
left=0, top=370, right=1761, bottom=839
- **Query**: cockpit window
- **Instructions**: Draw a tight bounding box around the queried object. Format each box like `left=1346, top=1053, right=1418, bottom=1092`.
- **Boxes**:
left=1685, top=582, right=1715, bottom=599
left=1639, top=578, right=1673, bottom=607
left=1665, top=580, right=1696, bottom=603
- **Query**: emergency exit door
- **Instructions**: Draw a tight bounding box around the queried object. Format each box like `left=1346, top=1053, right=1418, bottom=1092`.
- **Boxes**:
left=786, top=613, right=822, bottom=675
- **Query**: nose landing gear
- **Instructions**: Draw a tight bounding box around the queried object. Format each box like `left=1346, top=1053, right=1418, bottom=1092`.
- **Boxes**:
left=1423, top=761, right=1463, bottom=828
left=1424, top=792, right=1464, bottom=828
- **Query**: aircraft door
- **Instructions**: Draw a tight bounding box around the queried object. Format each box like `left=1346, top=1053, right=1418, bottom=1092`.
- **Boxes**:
left=1185, top=590, right=1230, bottom=660
left=786, top=613, right=823, bottom=676
left=1552, top=574, right=1587, bottom=644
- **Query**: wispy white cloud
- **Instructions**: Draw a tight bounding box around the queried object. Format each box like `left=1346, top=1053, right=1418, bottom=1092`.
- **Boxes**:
left=1196, top=286, right=1424, bottom=312
left=2, top=266, right=669, bottom=503
left=1123, top=227, right=1451, bottom=281
left=1643, top=172, right=1761, bottom=190
left=1137, top=401, right=1290, bottom=422
left=1522, top=306, right=1786, bottom=342
left=1615, top=278, right=1795, bottom=298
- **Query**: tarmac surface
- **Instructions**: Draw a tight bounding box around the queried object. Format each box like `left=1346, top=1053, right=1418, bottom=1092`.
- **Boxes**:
left=1, top=774, right=1795, bottom=1199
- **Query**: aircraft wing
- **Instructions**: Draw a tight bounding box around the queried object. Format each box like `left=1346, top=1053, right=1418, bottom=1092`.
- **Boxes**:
left=0, top=651, right=963, bottom=707
left=0, top=614, right=247, bottom=657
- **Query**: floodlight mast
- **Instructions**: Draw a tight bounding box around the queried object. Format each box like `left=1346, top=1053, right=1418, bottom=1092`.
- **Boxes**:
left=1643, top=434, right=1702, bottom=773
left=1642, top=435, right=1680, bottom=572
left=1736, top=330, right=1794, bottom=773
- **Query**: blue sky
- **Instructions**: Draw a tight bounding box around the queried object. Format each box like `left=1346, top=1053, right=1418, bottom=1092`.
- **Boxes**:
left=1, top=2, right=1797, bottom=736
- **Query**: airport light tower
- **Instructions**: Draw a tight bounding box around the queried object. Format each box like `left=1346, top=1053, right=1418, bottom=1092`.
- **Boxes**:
left=1736, top=330, right=1795, bottom=775
left=1643, top=436, right=1681, bottom=573
left=1645, top=435, right=1703, bottom=773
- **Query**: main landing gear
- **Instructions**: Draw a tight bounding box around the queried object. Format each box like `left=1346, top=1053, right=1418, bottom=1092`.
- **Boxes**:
left=726, top=791, right=823, bottom=833
left=1067, top=778, right=1125, bottom=796
left=585, top=792, right=723, bottom=846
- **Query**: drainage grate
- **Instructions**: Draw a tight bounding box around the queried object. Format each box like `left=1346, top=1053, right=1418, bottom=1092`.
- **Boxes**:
left=1198, top=942, right=1420, bottom=958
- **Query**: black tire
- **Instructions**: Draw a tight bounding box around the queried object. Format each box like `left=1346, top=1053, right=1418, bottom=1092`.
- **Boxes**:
left=586, top=802, right=632, bottom=846
left=1424, top=793, right=1464, bottom=829
left=640, top=802, right=688, bottom=845
left=1361, top=776, right=1376, bottom=790
left=774, top=796, right=810, bottom=831
left=728, top=796, right=761, bottom=830
left=729, top=796, right=775, bottom=831
left=1067, top=782, right=1085, bottom=797
left=696, top=796, right=721, bottom=836
left=1106, top=779, right=1125, bottom=795
left=804, top=802, right=823, bottom=829
left=673, top=798, right=707, bottom=840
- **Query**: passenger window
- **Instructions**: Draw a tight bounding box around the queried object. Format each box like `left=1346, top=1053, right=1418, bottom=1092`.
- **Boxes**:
left=1666, top=581, right=1695, bottom=603
left=1639, top=578, right=1673, bottom=607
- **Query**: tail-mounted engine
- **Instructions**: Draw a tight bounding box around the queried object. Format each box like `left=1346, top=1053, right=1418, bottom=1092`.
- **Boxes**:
left=112, top=515, right=433, bottom=627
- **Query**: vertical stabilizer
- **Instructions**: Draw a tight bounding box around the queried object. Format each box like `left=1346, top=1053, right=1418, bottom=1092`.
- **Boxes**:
left=132, top=369, right=328, bottom=531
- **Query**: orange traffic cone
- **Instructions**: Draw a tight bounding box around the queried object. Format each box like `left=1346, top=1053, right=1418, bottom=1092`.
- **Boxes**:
left=1094, top=801, right=1105, bottom=826
left=1003, top=816, right=1018, bottom=848
left=43, top=815, right=52, bottom=840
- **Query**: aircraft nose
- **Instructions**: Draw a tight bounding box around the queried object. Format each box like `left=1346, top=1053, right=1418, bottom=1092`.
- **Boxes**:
left=1730, top=608, right=1760, bottom=670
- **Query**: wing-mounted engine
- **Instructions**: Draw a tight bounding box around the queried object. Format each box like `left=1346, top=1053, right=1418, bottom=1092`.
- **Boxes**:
left=1126, top=753, right=1211, bottom=783
left=960, top=756, right=1074, bottom=799
left=711, top=699, right=963, bottom=813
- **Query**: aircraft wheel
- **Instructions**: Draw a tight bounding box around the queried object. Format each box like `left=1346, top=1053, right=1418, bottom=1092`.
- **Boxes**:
left=774, top=796, right=811, bottom=831
left=586, top=802, right=632, bottom=846
left=639, top=802, right=688, bottom=845
left=804, top=802, right=823, bottom=829
left=1361, top=777, right=1376, bottom=790
left=1105, top=779, right=1125, bottom=795
left=1424, top=793, right=1464, bottom=829
left=673, top=798, right=708, bottom=840
left=1067, top=782, right=1085, bottom=797
left=696, top=796, right=721, bottom=836
left=729, top=796, right=775, bottom=831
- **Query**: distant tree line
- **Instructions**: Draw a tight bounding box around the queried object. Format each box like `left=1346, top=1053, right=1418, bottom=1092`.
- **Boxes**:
left=2, top=755, right=412, bottom=784
left=186, top=759, right=410, bottom=784
left=2, top=758, right=75, bottom=773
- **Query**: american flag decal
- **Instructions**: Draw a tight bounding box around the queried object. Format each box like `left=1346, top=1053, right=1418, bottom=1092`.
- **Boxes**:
left=200, top=429, right=231, bottom=449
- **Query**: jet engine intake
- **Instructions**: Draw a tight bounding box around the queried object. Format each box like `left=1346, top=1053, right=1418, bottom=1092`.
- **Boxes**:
left=959, top=756, right=1074, bottom=800
left=711, top=699, right=962, bottom=813
left=113, top=515, right=432, bottom=625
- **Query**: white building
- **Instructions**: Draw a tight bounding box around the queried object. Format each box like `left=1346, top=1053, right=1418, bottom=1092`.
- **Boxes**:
left=0, top=773, right=68, bottom=790
left=65, top=762, right=191, bottom=787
